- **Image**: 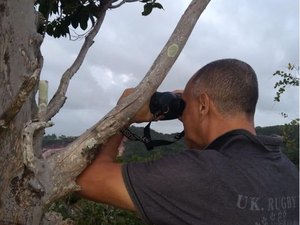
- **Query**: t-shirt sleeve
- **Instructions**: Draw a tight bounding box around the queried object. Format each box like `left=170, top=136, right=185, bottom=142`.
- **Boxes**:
left=121, top=150, right=217, bottom=225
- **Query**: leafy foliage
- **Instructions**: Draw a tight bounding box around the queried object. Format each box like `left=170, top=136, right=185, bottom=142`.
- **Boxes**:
left=50, top=197, right=144, bottom=225
left=281, top=119, right=299, bottom=167
left=35, top=0, right=99, bottom=38
left=273, top=63, right=299, bottom=102
left=35, top=0, right=164, bottom=38
left=272, top=64, right=299, bottom=165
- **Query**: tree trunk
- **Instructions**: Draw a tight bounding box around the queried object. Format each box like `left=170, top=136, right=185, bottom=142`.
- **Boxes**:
left=0, top=0, right=44, bottom=224
left=0, top=0, right=210, bottom=224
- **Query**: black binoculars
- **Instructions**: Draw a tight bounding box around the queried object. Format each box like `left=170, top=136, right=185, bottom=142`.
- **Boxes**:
left=149, top=92, right=185, bottom=120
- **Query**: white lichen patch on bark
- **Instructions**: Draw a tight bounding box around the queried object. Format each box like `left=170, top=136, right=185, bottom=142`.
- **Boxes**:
left=85, top=138, right=97, bottom=149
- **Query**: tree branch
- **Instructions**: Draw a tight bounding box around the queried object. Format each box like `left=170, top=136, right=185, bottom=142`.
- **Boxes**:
left=44, top=1, right=113, bottom=122
left=22, top=120, right=54, bottom=171
left=41, top=0, right=211, bottom=204
left=0, top=68, right=40, bottom=128
left=109, top=0, right=139, bottom=9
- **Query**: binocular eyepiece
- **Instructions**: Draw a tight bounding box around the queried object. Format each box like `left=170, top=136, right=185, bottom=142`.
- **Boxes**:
left=149, top=92, right=185, bottom=120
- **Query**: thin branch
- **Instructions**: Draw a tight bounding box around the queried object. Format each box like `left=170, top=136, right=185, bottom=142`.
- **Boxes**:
left=22, top=120, right=54, bottom=171
left=109, top=0, right=139, bottom=9
left=0, top=68, right=40, bottom=128
left=44, top=0, right=113, bottom=122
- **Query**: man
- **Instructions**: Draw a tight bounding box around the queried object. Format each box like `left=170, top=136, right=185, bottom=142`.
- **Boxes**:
left=76, top=59, right=299, bottom=225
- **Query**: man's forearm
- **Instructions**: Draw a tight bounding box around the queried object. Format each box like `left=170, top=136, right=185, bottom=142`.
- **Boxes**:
left=76, top=132, right=136, bottom=210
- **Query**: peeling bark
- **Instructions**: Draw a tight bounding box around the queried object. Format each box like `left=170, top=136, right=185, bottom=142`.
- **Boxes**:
left=0, top=68, right=40, bottom=128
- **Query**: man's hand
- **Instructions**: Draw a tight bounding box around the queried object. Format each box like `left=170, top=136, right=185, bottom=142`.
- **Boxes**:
left=118, top=88, right=154, bottom=124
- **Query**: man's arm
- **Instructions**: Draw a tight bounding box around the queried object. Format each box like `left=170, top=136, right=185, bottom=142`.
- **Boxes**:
left=76, top=88, right=152, bottom=210
left=76, top=133, right=136, bottom=211
left=76, top=88, right=182, bottom=211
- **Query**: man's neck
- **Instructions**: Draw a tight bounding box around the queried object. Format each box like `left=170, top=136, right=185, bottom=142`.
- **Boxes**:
left=206, top=114, right=256, bottom=146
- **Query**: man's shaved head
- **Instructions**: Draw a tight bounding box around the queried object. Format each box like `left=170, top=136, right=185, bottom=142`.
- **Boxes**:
left=190, top=58, right=259, bottom=118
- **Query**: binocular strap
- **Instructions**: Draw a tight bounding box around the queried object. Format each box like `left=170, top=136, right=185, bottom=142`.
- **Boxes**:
left=120, top=122, right=184, bottom=151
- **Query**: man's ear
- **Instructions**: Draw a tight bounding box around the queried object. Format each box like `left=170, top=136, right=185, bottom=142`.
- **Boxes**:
left=198, top=92, right=210, bottom=116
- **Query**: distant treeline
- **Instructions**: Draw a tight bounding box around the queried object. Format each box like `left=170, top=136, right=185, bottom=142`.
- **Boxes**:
left=43, top=124, right=299, bottom=166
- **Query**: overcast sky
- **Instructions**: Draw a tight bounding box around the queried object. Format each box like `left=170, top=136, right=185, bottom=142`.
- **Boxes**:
left=41, top=0, right=299, bottom=136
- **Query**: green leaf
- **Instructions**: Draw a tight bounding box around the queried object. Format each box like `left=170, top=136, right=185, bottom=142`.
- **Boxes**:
left=142, top=3, right=153, bottom=16
left=38, top=0, right=49, bottom=17
left=78, top=6, right=90, bottom=30
left=53, top=26, right=60, bottom=38
left=152, top=2, right=164, bottom=9
left=51, top=0, right=59, bottom=14
left=61, top=23, right=70, bottom=36
left=71, top=16, right=79, bottom=28
left=79, top=18, right=88, bottom=30
left=46, top=24, right=54, bottom=36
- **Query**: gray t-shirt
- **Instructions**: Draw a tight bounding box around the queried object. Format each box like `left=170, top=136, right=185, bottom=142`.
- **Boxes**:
left=122, top=129, right=299, bottom=225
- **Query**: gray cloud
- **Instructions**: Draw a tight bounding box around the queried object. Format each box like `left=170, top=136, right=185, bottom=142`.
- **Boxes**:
left=41, top=0, right=299, bottom=135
